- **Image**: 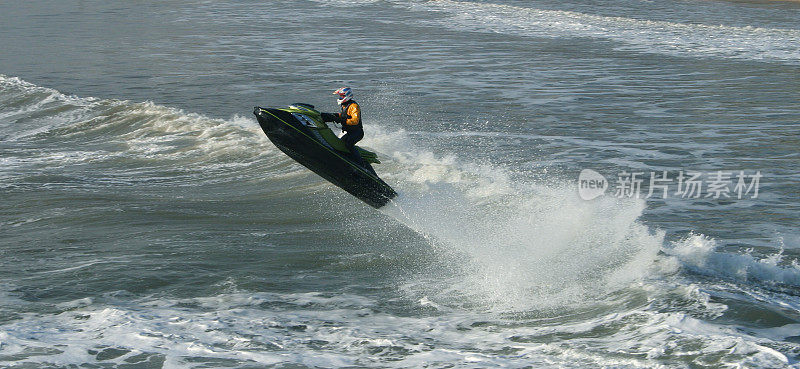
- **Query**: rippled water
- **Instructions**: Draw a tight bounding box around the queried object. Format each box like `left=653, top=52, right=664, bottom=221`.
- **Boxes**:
left=1, top=0, right=799, bottom=367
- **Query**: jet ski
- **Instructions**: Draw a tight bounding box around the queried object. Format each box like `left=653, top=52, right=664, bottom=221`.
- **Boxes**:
left=253, top=103, right=397, bottom=208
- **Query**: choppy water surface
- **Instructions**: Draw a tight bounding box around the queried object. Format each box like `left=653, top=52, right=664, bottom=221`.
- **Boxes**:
left=1, top=0, right=799, bottom=367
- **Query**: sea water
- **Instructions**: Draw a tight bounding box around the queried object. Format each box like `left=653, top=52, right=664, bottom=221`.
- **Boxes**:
left=1, top=0, right=799, bottom=367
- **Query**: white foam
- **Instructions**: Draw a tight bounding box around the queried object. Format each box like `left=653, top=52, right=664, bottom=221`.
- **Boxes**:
left=413, top=0, right=800, bottom=64
left=308, top=0, right=380, bottom=6
left=358, top=125, right=664, bottom=311
left=665, top=233, right=800, bottom=287
left=0, top=75, right=108, bottom=139
left=2, top=77, right=797, bottom=367
left=1, top=291, right=795, bottom=368
left=0, top=76, right=299, bottom=184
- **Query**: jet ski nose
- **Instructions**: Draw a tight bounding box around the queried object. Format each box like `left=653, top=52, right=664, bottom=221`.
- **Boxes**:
left=253, top=106, right=261, bottom=116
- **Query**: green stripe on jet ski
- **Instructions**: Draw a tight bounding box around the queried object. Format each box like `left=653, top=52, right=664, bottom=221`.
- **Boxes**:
left=259, top=108, right=385, bottom=184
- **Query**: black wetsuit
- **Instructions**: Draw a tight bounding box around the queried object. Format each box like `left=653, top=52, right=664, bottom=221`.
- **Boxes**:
left=322, top=100, right=364, bottom=154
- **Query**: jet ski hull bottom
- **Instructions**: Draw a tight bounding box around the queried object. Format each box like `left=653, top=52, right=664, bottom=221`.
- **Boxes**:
left=254, top=106, right=397, bottom=208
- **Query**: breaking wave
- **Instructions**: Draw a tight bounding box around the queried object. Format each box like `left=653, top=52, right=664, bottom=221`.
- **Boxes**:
left=2, top=75, right=799, bottom=367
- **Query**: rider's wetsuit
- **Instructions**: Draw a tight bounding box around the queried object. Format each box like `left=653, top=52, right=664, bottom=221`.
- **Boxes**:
left=321, top=100, right=364, bottom=154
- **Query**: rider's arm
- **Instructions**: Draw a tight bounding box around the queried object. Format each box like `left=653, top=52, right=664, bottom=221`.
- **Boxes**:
left=321, top=112, right=344, bottom=123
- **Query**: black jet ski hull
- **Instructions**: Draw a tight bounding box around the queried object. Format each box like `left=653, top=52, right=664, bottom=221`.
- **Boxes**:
left=254, top=107, right=397, bottom=208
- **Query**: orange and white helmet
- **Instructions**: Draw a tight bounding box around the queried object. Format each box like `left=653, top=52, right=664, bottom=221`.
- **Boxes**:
left=333, top=87, right=353, bottom=105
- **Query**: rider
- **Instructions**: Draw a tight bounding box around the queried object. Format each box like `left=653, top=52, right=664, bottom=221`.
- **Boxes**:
left=321, top=87, right=363, bottom=155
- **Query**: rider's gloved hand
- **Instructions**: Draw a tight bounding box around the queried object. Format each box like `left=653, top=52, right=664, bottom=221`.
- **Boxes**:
left=321, top=112, right=338, bottom=122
